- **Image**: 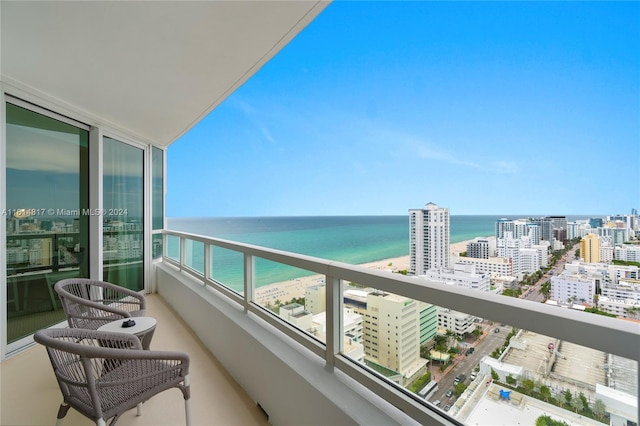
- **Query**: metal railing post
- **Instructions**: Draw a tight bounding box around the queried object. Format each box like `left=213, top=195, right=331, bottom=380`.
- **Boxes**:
left=204, top=243, right=211, bottom=287
left=179, top=236, right=185, bottom=271
left=244, top=254, right=254, bottom=312
left=325, top=274, right=343, bottom=369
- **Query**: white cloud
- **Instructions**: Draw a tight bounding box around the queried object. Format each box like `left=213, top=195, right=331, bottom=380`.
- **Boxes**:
left=372, top=127, right=519, bottom=175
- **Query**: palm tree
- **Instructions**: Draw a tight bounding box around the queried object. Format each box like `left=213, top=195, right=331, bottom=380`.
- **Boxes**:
left=624, top=306, right=640, bottom=319
left=540, top=385, right=551, bottom=402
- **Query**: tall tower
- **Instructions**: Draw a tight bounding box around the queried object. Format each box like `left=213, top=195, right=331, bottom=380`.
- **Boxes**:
left=409, top=202, right=450, bottom=275
left=580, top=233, right=601, bottom=263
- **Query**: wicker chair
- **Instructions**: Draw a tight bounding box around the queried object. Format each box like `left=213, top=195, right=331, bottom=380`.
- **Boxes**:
left=34, top=328, right=191, bottom=426
left=55, top=278, right=146, bottom=330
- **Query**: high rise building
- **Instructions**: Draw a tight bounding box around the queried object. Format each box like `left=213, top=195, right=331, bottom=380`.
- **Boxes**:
left=343, top=288, right=427, bottom=384
left=580, top=233, right=601, bottom=263
left=409, top=202, right=450, bottom=275
left=466, top=238, right=495, bottom=259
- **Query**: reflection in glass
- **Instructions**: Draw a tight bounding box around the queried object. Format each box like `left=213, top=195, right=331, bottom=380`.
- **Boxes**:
left=152, top=146, right=163, bottom=231
left=5, top=102, right=89, bottom=343
left=103, top=137, right=143, bottom=291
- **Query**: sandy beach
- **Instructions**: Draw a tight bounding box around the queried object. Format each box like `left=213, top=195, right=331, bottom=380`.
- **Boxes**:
left=254, top=237, right=491, bottom=305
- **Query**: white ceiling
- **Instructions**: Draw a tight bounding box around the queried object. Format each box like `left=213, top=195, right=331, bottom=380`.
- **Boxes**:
left=1, top=1, right=329, bottom=147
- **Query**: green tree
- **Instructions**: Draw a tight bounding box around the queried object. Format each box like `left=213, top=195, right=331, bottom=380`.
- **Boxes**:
left=570, top=395, right=583, bottom=413
left=434, top=335, right=448, bottom=352
left=491, top=368, right=499, bottom=381
left=578, top=392, right=588, bottom=413
left=540, top=385, right=551, bottom=402
left=454, top=382, right=467, bottom=398
left=563, top=389, right=572, bottom=406
left=522, top=379, right=535, bottom=395
left=506, top=375, right=516, bottom=385
left=592, top=399, right=606, bottom=421
left=540, top=281, right=551, bottom=298
left=535, top=415, right=569, bottom=426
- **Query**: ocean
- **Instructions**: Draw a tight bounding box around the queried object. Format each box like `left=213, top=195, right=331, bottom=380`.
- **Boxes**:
left=166, top=215, right=500, bottom=291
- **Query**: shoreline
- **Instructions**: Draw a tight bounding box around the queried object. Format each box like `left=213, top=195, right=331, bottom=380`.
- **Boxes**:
left=254, top=236, right=494, bottom=306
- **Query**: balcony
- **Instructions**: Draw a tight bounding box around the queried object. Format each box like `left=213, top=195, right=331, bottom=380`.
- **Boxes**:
left=2, top=231, right=640, bottom=425
left=2, top=229, right=639, bottom=425
left=0, top=293, right=269, bottom=426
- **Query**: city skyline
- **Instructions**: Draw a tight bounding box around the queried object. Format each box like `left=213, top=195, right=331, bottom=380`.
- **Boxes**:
left=167, top=1, right=639, bottom=218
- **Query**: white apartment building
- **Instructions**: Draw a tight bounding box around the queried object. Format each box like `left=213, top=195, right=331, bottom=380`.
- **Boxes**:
left=596, top=227, right=631, bottom=245
left=419, top=263, right=490, bottom=292
left=602, top=279, right=640, bottom=302
left=550, top=271, right=599, bottom=304
left=466, top=238, right=496, bottom=259
left=437, top=307, right=477, bottom=336
left=279, top=303, right=313, bottom=330
left=453, top=255, right=514, bottom=277
left=532, top=241, right=551, bottom=268
left=409, top=202, right=450, bottom=275
left=305, top=283, right=326, bottom=314
left=311, top=308, right=365, bottom=362
left=600, top=245, right=614, bottom=263
left=519, top=248, right=541, bottom=274
left=615, top=245, right=640, bottom=263
left=598, top=296, right=640, bottom=319
left=497, top=232, right=522, bottom=276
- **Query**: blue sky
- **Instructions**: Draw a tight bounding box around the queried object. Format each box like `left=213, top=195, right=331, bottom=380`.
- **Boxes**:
left=167, top=1, right=639, bottom=218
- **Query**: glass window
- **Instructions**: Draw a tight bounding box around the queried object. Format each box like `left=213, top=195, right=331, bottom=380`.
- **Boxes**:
left=152, top=146, right=164, bottom=231
left=151, top=146, right=164, bottom=260
left=5, top=102, right=89, bottom=343
left=103, top=137, right=144, bottom=291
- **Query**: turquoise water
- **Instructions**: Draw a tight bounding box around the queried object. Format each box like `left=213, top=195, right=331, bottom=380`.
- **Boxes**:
left=166, top=215, right=499, bottom=291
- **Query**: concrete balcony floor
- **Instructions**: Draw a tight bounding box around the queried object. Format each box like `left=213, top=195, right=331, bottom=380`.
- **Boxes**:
left=1, top=294, right=270, bottom=426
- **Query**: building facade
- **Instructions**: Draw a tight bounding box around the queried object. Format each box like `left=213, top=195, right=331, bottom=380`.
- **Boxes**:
left=580, top=233, right=601, bottom=263
left=409, top=202, right=450, bottom=275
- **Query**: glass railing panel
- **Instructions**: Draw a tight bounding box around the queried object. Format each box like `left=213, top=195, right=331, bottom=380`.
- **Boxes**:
left=208, top=246, right=244, bottom=294
left=152, top=233, right=163, bottom=260
left=335, top=281, right=639, bottom=426
left=253, top=258, right=325, bottom=342
left=165, top=234, right=180, bottom=262
left=183, top=239, right=204, bottom=274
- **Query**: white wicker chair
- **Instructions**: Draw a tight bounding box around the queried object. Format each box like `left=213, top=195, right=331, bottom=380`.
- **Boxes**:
left=34, top=328, right=191, bottom=426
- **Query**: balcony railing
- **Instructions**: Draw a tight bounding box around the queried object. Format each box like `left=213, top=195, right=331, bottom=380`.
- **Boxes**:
left=162, top=229, right=640, bottom=425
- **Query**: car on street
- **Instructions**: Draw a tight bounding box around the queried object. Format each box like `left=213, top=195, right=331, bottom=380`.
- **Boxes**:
left=494, top=327, right=500, bottom=333
left=445, top=389, right=453, bottom=398
left=470, top=372, right=477, bottom=381
left=432, top=399, right=441, bottom=407
left=443, top=404, right=451, bottom=412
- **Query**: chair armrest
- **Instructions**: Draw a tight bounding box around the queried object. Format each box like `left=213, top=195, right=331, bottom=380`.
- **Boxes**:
left=59, top=291, right=135, bottom=319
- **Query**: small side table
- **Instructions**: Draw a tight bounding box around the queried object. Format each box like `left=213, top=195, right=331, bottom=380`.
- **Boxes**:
left=97, top=316, right=157, bottom=350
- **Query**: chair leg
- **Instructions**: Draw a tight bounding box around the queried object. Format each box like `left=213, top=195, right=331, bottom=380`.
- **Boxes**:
left=96, top=418, right=106, bottom=426
left=184, top=374, right=191, bottom=425
left=185, top=398, right=191, bottom=426
left=55, top=403, right=71, bottom=426
left=136, top=402, right=142, bottom=416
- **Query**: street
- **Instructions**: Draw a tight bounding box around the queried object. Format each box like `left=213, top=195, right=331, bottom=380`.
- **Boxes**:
left=428, top=325, right=512, bottom=408
left=426, top=246, right=579, bottom=409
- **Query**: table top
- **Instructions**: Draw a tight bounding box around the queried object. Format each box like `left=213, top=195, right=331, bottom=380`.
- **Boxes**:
left=97, top=316, right=157, bottom=335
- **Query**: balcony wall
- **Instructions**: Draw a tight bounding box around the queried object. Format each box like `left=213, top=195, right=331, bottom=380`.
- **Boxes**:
left=155, top=262, right=424, bottom=426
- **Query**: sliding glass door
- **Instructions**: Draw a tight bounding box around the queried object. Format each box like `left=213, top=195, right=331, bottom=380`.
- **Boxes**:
left=102, top=137, right=144, bottom=291
left=5, top=102, right=89, bottom=343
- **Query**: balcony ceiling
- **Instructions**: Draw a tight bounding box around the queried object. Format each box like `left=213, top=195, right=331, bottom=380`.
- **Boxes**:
left=1, top=1, right=329, bottom=147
